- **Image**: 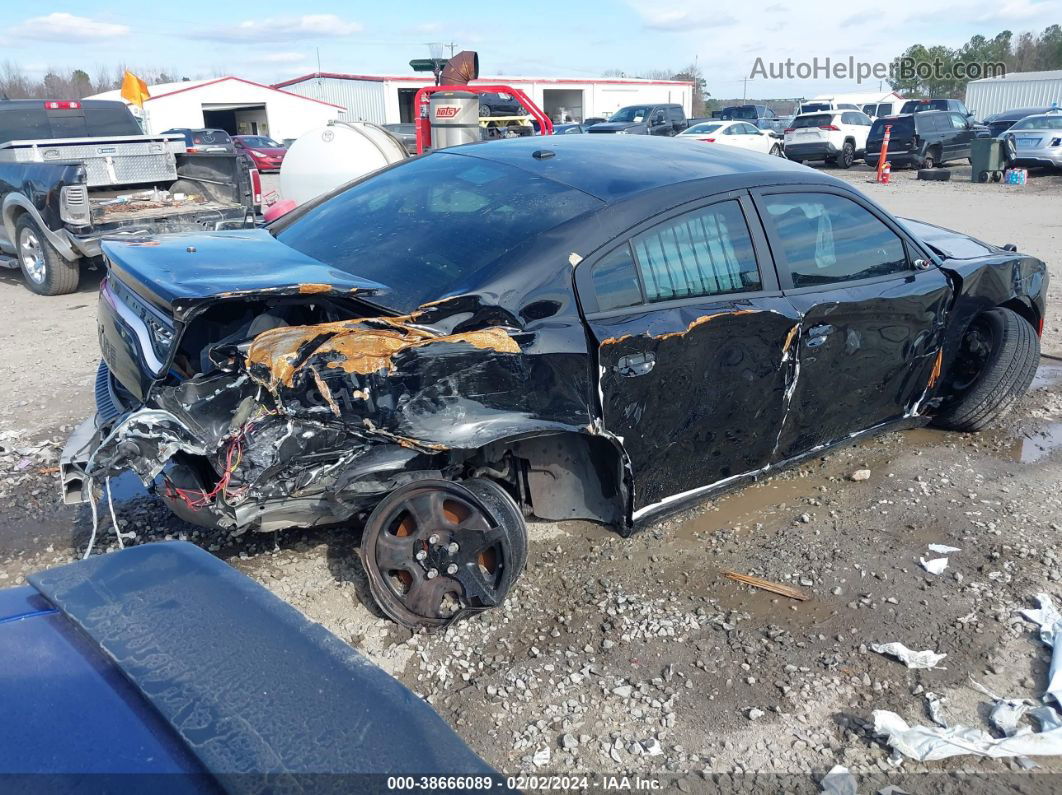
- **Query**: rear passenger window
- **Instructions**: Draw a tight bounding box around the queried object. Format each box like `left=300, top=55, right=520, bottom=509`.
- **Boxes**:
left=761, top=193, right=908, bottom=288
left=632, top=200, right=761, bottom=302
left=591, top=244, right=643, bottom=311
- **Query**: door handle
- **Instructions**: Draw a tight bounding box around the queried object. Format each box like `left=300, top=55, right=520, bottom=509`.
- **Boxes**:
left=805, top=324, right=833, bottom=348
left=615, top=352, right=656, bottom=377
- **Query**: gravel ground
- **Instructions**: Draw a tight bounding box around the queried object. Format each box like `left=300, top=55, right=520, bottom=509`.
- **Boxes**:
left=2, top=160, right=1062, bottom=791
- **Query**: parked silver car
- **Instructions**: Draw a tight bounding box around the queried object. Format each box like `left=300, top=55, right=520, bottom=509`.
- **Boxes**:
left=1005, top=112, right=1062, bottom=169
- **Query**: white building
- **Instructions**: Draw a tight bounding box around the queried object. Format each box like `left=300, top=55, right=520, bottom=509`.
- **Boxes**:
left=965, top=70, right=1062, bottom=118
left=89, top=76, right=344, bottom=141
left=272, top=73, right=694, bottom=125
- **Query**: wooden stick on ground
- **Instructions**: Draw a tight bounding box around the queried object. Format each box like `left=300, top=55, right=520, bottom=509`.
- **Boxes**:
left=722, top=570, right=809, bottom=601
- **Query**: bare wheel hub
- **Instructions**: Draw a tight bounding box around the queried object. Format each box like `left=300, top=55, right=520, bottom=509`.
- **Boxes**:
left=360, top=480, right=519, bottom=627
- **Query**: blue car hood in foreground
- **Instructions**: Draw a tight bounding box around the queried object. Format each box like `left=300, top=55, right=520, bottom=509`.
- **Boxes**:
left=0, top=542, right=498, bottom=789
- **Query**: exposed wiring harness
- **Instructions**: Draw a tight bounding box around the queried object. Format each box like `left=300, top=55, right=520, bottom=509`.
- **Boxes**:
left=169, top=408, right=278, bottom=511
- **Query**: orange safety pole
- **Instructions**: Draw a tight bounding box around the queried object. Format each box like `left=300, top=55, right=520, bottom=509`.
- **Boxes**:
left=876, top=124, right=891, bottom=183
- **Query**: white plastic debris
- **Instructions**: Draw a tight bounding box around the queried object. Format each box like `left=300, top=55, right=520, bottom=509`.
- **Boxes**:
left=927, top=544, right=961, bottom=554
left=873, top=710, right=1062, bottom=761
left=820, top=764, right=856, bottom=795
left=1019, top=593, right=1062, bottom=706
left=871, top=642, right=947, bottom=670
left=532, top=746, right=551, bottom=767
left=925, top=692, right=949, bottom=728
left=919, top=557, right=949, bottom=575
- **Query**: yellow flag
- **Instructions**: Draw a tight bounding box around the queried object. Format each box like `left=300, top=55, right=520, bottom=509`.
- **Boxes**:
left=120, top=71, right=150, bottom=107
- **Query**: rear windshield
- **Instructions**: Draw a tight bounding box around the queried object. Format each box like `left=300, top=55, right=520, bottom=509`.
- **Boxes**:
left=682, top=122, right=723, bottom=135
left=869, top=117, right=914, bottom=138
left=192, top=130, right=232, bottom=145
left=239, top=135, right=280, bottom=147
left=0, top=103, right=141, bottom=142
left=800, top=103, right=831, bottom=113
left=720, top=106, right=757, bottom=120
left=791, top=114, right=834, bottom=129
left=273, top=152, right=602, bottom=313
left=901, top=100, right=947, bottom=113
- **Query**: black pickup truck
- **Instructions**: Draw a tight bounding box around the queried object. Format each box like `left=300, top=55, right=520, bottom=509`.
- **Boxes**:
left=0, top=99, right=259, bottom=295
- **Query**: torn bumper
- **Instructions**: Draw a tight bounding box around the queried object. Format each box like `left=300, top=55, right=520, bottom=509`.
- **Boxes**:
left=61, top=392, right=434, bottom=532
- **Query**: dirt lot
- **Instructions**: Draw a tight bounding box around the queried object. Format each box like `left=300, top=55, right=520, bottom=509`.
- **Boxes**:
left=3, top=161, right=1062, bottom=791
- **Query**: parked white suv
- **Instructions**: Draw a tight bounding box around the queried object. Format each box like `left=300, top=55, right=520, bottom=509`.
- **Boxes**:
left=783, top=110, right=874, bottom=168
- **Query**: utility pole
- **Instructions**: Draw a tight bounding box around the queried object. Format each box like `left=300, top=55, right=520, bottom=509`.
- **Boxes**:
left=446, top=42, right=456, bottom=58
left=743, top=77, right=748, bottom=102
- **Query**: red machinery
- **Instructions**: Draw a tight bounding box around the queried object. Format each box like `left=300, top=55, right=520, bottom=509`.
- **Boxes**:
left=412, top=50, right=553, bottom=154
left=414, top=85, right=554, bottom=154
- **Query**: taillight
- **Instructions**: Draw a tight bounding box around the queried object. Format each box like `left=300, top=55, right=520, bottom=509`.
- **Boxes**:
left=819, top=124, right=840, bottom=131
left=45, top=100, right=80, bottom=110
left=250, top=168, right=262, bottom=208
left=784, top=128, right=795, bottom=134
left=700, top=138, right=716, bottom=143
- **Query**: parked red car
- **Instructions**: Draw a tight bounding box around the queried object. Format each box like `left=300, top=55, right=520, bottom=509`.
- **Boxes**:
left=233, top=135, right=287, bottom=172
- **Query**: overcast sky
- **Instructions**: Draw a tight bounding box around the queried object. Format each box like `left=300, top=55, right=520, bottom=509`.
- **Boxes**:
left=1, top=1, right=1059, bottom=98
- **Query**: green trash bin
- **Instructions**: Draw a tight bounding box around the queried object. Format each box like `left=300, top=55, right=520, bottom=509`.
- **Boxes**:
left=971, top=138, right=1005, bottom=183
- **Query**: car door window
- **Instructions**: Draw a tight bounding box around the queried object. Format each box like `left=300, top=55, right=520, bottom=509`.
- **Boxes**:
left=591, top=244, right=643, bottom=311
left=761, top=193, right=908, bottom=288
left=632, top=200, right=761, bottom=302
left=949, top=113, right=967, bottom=130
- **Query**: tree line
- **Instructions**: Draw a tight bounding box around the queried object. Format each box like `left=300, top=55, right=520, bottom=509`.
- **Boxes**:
left=890, top=25, right=1062, bottom=98
left=0, top=63, right=210, bottom=100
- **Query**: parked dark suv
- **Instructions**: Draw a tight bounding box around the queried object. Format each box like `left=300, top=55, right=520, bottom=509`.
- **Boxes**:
left=865, top=111, right=988, bottom=169
left=587, top=104, right=687, bottom=135
left=719, top=104, right=784, bottom=135
left=899, top=98, right=974, bottom=118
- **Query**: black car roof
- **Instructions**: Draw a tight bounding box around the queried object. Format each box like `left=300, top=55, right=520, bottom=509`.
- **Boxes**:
left=443, top=135, right=808, bottom=203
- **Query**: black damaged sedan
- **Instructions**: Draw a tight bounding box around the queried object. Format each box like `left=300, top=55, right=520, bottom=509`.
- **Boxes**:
left=64, top=136, right=1047, bottom=628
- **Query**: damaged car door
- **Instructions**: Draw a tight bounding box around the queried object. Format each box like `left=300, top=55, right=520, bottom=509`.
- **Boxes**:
left=753, top=188, right=952, bottom=458
left=577, top=194, right=801, bottom=515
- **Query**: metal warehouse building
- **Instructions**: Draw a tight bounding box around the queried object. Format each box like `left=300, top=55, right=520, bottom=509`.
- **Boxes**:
left=89, top=76, right=344, bottom=141
left=965, top=70, right=1062, bottom=118
left=272, top=73, right=694, bottom=125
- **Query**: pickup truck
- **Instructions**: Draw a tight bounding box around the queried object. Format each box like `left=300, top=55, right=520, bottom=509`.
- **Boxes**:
left=0, top=99, right=260, bottom=295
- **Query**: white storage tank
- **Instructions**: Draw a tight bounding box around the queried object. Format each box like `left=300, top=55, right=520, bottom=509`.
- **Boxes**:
left=279, top=121, right=407, bottom=206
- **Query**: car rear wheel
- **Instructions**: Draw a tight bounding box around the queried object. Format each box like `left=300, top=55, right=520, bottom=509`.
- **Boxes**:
left=478, top=105, right=491, bottom=118
left=932, top=308, right=1039, bottom=432
left=15, top=215, right=79, bottom=296
left=359, top=478, right=528, bottom=628
left=837, top=141, right=855, bottom=168
left=920, top=148, right=938, bottom=169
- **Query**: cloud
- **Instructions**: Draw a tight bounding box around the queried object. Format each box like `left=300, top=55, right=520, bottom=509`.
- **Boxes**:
left=11, top=12, right=129, bottom=41
left=976, top=0, right=1055, bottom=21
left=640, top=9, right=738, bottom=31
left=193, top=14, right=363, bottom=43
left=409, top=22, right=442, bottom=34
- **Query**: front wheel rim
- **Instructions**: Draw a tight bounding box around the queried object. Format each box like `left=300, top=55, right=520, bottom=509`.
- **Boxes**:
left=19, top=230, right=46, bottom=284
left=951, top=318, right=997, bottom=392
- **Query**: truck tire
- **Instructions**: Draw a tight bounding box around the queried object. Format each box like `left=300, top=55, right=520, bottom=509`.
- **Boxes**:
left=917, top=169, right=951, bottom=181
left=932, top=308, right=1039, bottom=432
left=15, top=215, right=79, bottom=296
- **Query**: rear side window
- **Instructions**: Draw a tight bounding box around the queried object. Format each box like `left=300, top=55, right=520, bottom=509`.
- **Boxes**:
left=0, top=107, right=50, bottom=141
left=668, top=106, right=684, bottom=122
left=761, top=193, right=908, bottom=288
left=591, top=244, right=642, bottom=311
left=631, top=200, right=761, bottom=303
